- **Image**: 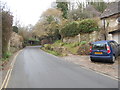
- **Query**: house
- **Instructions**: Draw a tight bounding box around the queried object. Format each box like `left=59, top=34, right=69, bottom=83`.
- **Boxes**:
left=100, top=1, right=120, bottom=43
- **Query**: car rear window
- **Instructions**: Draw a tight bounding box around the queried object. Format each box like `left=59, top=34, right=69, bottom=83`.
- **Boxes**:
left=92, top=43, right=107, bottom=50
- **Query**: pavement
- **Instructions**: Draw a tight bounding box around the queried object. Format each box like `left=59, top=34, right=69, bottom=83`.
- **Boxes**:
left=2, top=46, right=118, bottom=88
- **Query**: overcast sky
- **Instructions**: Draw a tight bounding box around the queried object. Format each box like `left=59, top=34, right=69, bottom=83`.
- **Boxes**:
left=2, top=0, right=56, bottom=26
left=1, top=0, right=116, bottom=26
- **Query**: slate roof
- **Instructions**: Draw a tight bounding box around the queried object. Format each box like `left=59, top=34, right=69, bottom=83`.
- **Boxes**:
left=109, top=29, right=120, bottom=34
left=100, top=1, right=120, bottom=19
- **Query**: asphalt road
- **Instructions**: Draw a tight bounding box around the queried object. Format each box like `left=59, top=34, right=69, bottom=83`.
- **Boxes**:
left=7, top=46, right=118, bottom=88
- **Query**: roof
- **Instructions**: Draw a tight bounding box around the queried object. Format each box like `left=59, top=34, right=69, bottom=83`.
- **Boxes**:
left=92, top=40, right=114, bottom=44
left=100, top=2, right=120, bottom=19
left=109, top=29, right=120, bottom=34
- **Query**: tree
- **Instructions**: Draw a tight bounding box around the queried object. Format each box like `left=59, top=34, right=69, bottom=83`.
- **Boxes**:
left=56, top=0, right=69, bottom=19
left=33, top=8, right=63, bottom=38
left=41, top=8, right=62, bottom=24
left=32, top=21, right=47, bottom=37
left=68, top=8, right=91, bottom=21
left=2, top=10, right=13, bottom=56
left=68, top=1, right=107, bottom=21
left=18, top=26, right=32, bottom=41
left=68, top=1, right=93, bottom=21
left=89, top=0, right=107, bottom=13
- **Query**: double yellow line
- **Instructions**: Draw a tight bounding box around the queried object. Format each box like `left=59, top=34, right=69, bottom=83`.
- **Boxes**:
left=0, top=50, right=22, bottom=90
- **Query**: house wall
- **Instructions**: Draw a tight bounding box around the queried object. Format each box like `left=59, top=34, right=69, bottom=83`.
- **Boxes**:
left=119, top=32, right=120, bottom=44
left=113, top=32, right=120, bottom=44
left=101, top=14, right=120, bottom=41
left=104, top=14, right=119, bottom=32
left=112, top=32, right=120, bottom=44
left=105, top=14, right=120, bottom=43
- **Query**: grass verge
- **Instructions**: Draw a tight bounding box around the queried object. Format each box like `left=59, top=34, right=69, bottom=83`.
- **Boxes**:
left=42, top=47, right=61, bottom=56
left=41, top=40, right=88, bottom=56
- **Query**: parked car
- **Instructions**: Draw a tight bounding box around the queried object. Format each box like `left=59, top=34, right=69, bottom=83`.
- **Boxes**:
left=90, top=40, right=120, bottom=63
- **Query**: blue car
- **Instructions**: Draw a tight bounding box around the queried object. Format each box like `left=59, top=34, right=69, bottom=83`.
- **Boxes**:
left=90, top=40, right=120, bottom=63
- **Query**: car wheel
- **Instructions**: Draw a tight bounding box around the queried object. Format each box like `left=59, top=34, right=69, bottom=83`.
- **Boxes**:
left=111, top=55, right=115, bottom=63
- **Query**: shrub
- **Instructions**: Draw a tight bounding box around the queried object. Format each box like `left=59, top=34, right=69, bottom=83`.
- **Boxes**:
left=60, top=21, right=79, bottom=37
left=54, top=40, right=62, bottom=44
left=78, top=19, right=99, bottom=33
left=47, top=50, right=60, bottom=56
left=60, top=19, right=99, bottom=38
left=44, top=44, right=53, bottom=51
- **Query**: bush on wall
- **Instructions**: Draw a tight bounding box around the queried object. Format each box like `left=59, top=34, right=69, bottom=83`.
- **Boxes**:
left=78, top=19, right=99, bottom=33
left=60, top=21, right=79, bottom=37
left=60, top=19, right=99, bottom=38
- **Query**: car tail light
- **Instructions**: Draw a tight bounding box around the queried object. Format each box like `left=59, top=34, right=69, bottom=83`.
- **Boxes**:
left=90, top=46, right=92, bottom=53
left=107, top=45, right=111, bottom=53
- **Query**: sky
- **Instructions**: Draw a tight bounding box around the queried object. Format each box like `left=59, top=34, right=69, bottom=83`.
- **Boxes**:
left=1, top=0, right=116, bottom=26
left=2, top=0, right=56, bottom=26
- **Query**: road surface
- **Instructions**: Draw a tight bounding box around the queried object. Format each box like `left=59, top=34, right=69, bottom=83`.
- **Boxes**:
left=7, top=46, right=118, bottom=88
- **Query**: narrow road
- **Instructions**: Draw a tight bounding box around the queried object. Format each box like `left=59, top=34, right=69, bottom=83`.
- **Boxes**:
left=7, top=46, right=118, bottom=88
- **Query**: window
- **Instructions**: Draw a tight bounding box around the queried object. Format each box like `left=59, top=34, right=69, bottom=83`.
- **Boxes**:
left=92, top=44, right=107, bottom=50
left=117, top=17, right=120, bottom=23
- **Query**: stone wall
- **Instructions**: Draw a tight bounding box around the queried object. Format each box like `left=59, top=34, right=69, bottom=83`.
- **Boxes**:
left=63, top=35, right=80, bottom=43
left=63, top=31, right=105, bottom=43
left=106, top=14, right=119, bottom=33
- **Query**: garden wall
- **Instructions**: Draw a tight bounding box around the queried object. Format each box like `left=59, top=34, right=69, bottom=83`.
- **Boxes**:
left=63, top=30, right=105, bottom=43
